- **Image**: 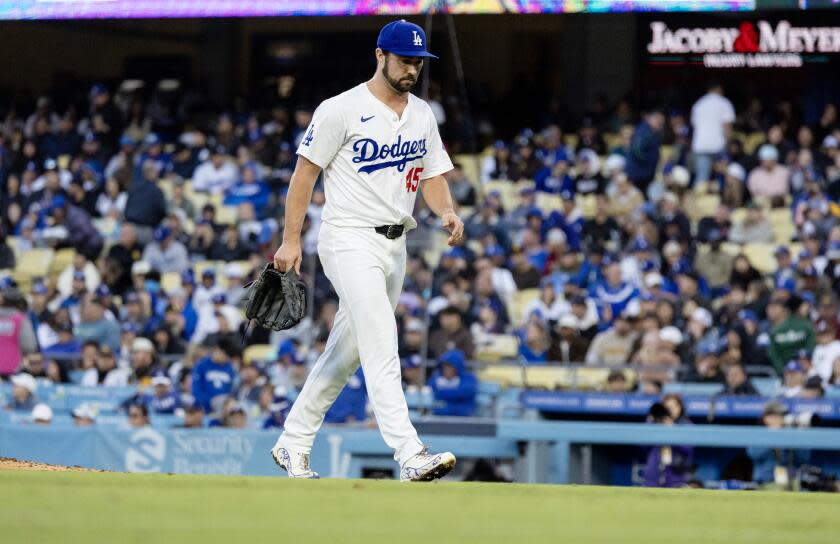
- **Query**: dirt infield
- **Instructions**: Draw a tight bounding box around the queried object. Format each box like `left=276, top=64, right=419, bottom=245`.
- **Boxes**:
left=0, top=457, right=97, bottom=472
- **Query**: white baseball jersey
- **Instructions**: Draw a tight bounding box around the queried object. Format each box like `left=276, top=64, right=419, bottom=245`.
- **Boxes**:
left=296, top=83, right=453, bottom=230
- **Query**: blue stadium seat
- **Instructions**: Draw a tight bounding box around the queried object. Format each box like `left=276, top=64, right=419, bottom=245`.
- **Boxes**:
left=750, top=377, right=781, bottom=397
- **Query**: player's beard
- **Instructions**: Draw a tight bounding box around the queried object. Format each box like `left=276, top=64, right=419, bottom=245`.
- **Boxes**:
left=382, top=56, right=417, bottom=94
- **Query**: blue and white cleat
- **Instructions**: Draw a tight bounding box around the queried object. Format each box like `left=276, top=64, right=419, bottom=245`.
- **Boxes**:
left=400, top=447, right=456, bottom=482
left=270, top=445, right=320, bottom=479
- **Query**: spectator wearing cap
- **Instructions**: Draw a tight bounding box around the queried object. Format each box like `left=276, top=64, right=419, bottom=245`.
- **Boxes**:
left=748, top=145, right=790, bottom=203
left=178, top=399, right=205, bottom=429
left=120, top=290, right=150, bottom=334
left=429, top=349, right=477, bottom=417
left=262, top=386, right=292, bottom=429
left=141, top=225, right=189, bottom=274
left=142, top=372, right=180, bottom=414
left=626, top=109, right=665, bottom=193
left=42, top=319, right=80, bottom=358
left=810, top=320, right=840, bottom=385
left=697, top=204, right=732, bottom=244
left=30, top=403, right=53, bottom=426
left=683, top=341, right=723, bottom=384
left=800, top=375, right=825, bottom=399
left=401, top=355, right=425, bottom=390
left=549, top=314, right=590, bottom=364
left=193, top=268, right=225, bottom=310
left=224, top=403, right=248, bottom=429
left=535, top=157, right=573, bottom=194
left=127, top=337, right=160, bottom=387
left=747, top=401, right=810, bottom=486
left=324, top=367, right=368, bottom=424
left=72, top=403, right=97, bottom=427
left=0, top=288, right=37, bottom=376
left=48, top=194, right=104, bottom=260
left=585, top=312, right=638, bottom=366
left=722, top=161, right=747, bottom=207
left=768, top=297, right=815, bottom=376
left=75, top=295, right=120, bottom=352
left=574, top=149, right=606, bottom=196
left=781, top=360, right=807, bottom=397
left=191, top=338, right=237, bottom=412
left=6, top=373, right=37, bottom=411
left=193, top=145, right=238, bottom=195
left=428, top=306, right=475, bottom=359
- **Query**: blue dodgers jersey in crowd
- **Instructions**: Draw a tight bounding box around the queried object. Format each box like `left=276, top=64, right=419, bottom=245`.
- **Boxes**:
left=430, top=358, right=478, bottom=417
left=324, top=367, right=367, bottom=424
left=142, top=390, right=180, bottom=414
left=191, top=356, right=236, bottom=412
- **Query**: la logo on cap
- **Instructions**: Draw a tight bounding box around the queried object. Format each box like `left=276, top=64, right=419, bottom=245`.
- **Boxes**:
left=413, top=30, right=422, bottom=47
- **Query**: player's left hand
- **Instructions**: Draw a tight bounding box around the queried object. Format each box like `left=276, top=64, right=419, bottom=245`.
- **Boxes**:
left=442, top=211, right=464, bottom=246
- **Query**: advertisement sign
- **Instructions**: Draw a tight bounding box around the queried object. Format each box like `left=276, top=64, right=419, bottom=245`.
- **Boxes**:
left=645, top=14, right=840, bottom=68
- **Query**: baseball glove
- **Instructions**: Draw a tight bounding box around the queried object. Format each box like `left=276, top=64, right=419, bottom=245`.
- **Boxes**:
left=243, top=263, right=307, bottom=332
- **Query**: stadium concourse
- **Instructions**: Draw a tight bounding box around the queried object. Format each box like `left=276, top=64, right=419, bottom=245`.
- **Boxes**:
left=2, top=81, right=840, bottom=487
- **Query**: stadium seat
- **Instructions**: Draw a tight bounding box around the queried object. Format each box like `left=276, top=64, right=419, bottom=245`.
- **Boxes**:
left=767, top=209, right=795, bottom=243
left=729, top=207, right=747, bottom=225
left=510, top=288, right=540, bottom=325
left=12, top=248, right=54, bottom=289
left=577, top=194, right=597, bottom=219
left=193, top=260, right=225, bottom=285
left=474, top=334, right=520, bottom=362
left=535, top=193, right=561, bottom=211
left=743, top=132, right=766, bottom=155
left=243, top=344, right=276, bottom=365
left=161, top=272, right=182, bottom=293
left=688, top=194, right=720, bottom=222
left=662, top=382, right=724, bottom=396
left=215, top=206, right=238, bottom=225
left=6, top=236, right=23, bottom=258
left=452, top=154, right=480, bottom=185
left=750, top=377, right=781, bottom=397
left=478, top=364, right=525, bottom=387
left=741, top=242, right=777, bottom=273
left=49, top=248, right=76, bottom=278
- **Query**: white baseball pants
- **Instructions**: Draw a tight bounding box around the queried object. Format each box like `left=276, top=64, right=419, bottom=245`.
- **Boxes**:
left=275, top=222, right=424, bottom=465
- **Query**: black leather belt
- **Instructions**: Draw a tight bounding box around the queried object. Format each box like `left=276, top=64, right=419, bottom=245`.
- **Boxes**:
left=374, top=224, right=405, bottom=239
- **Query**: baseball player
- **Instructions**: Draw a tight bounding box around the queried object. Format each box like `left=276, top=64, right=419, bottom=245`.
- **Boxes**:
left=270, top=19, right=464, bottom=481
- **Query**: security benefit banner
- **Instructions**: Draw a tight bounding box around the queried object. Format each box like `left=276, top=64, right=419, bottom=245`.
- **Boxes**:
left=642, top=12, right=840, bottom=69
left=0, top=424, right=392, bottom=477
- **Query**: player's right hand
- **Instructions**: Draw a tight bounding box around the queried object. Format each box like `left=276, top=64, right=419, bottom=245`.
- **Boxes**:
left=273, top=241, right=302, bottom=274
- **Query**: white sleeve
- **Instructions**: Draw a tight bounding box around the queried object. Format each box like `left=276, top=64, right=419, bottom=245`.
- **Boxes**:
left=296, top=99, right=346, bottom=169
left=419, top=108, right=454, bottom=180
left=722, top=99, right=736, bottom=123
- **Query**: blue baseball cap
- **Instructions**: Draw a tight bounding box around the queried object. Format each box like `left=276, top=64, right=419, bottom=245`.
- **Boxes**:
left=737, top=309, right=757, bottom=323
left=784, top=360, right=805, bottom=373
left=153, top=226, right=172, bottom=242
left=485, top=244, right=505, bottom=258
left=797, top=349, right=812, bottom=360
left=401, top=355, right=423, bottom=369
left=31, top=282, right=48, bottom=295
left=72, top=270, right=86, bottom=281
left=377, top=20, right=438, bottom=59
left=631, top=238, right=651, bottom=252
left=438, top=349, right=466, bottom=368
left=181, top=270, right=196, bottom=286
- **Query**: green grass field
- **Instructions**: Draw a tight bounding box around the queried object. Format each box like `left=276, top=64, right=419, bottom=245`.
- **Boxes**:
left=1, top=471, right=838, bottom=544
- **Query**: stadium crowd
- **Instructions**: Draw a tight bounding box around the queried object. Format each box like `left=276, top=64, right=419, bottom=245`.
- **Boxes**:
left=1, top=80, right=840, bottom=437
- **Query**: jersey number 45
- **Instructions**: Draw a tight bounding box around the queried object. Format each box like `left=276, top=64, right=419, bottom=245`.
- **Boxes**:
left=405, top=167, right=423, bottom=193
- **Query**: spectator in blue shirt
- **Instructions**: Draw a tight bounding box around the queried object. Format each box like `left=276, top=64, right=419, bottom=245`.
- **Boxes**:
left=263, top=385, right=292, bottom=430
left=142, top=372, right=180, bottom=414
left=191, top=339, right=237, bottom=413
left=42, top=320, right=81, bottom=357
left=324, top=367, right=367, bottom=424
left=224, top=165, right=271, bottom=217
left=429, top=349, right=477, bottom=417
left=591, top=258, right=639, bottom=322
